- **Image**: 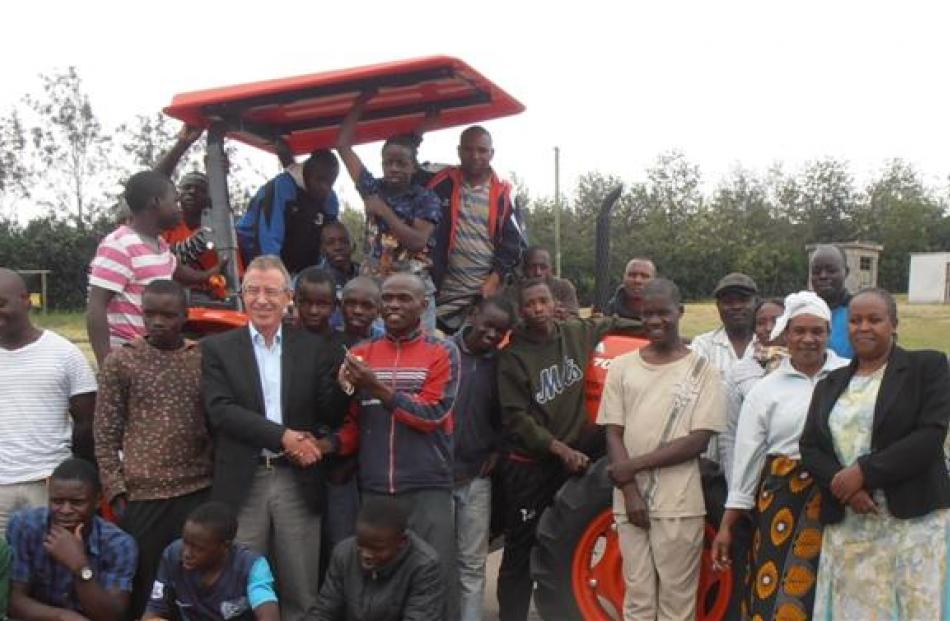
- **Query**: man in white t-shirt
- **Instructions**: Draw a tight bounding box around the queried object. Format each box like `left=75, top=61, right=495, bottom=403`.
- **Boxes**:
left=0, top=268, right=97, bottom=536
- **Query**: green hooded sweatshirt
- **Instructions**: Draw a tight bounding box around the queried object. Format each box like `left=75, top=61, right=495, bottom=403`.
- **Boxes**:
left=498, top=316, right=642, bottom=458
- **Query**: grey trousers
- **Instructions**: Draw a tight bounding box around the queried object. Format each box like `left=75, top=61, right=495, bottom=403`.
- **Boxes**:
left=236, top=466, right=321, bottom=621
left=0, top=479, right=47, bottom=537
left=364, top=488, right=456, bottom=618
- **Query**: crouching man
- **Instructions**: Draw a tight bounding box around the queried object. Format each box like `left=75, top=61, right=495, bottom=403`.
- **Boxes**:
left=313, top=497, right=444, bottom=621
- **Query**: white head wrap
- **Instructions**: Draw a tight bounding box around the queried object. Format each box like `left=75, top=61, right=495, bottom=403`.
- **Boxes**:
left=770, top=290, right=832, bottom=342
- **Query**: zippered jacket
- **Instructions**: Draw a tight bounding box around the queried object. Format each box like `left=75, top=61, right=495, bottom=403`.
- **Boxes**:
left=313, top=531, right=443, bottom=621
left=336, top=329, right=460, bottom=494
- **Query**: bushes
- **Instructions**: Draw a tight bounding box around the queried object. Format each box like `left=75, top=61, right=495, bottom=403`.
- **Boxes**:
left=0, top=216, right=114, bottom=310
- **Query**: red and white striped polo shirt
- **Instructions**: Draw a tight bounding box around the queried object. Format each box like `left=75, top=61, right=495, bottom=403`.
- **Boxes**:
left=88, top=225, right=177, bottom=347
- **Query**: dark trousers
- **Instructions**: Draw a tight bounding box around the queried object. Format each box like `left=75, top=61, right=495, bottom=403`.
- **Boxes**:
left=497, top=457, right=567, bottom=621
left=119, top=488, right=209, bottom=620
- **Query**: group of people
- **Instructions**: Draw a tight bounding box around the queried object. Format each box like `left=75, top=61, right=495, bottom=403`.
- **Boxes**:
left=0, top=97, right=948, bottom=621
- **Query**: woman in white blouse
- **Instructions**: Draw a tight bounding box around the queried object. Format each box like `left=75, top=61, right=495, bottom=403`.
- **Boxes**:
left=711, top=291, right=848, bottom=620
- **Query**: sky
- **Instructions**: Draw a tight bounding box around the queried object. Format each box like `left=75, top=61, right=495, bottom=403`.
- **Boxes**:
left=4, top=0, right=950, bottom=207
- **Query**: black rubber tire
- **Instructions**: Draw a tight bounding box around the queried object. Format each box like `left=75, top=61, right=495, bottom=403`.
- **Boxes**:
left=531, top=456, right=613, bottom=621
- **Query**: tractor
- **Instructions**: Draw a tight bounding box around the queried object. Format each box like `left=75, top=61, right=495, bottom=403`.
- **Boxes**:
left=165, top=56, right=734, bottom=620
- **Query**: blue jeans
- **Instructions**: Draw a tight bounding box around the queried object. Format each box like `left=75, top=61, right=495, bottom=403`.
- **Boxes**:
left=421, top=275, right=437, bottom=333
left=453, top=476, right=492, bottom=621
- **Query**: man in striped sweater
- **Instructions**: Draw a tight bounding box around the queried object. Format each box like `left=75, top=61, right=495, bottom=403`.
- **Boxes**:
left=86, top=170, right=222, bottom=366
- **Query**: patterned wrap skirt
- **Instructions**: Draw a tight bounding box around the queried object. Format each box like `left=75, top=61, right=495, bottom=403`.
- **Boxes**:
left=742, top=455, right=823, bottom=621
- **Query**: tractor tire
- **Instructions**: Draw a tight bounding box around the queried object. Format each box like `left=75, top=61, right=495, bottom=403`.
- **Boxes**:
left=531, top=457, right=733, bottom=621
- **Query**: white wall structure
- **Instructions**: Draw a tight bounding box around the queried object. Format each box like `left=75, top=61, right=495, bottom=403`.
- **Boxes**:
left=909, top=252, right=950, bottom=304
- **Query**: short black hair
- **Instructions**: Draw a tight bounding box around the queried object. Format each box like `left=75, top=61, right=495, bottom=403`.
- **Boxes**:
left=320, top=220, right=350, bottom=240
left=524, top=246, right=551, bottom=265
left=642, top=278, right=682, bottom=306
left=51, top=458, right=101, bottom=495
left=475, top=295, right=515, bottom=323
left=518, top=277, right=552, bottom=306
left=357, top=496, right=407, bottom=534
left=294, top=267, right=336, bottom=295
left=143, top=279, right=187, bottom=310
left=460, top=125, right=491, bottom=142
left=852, top=287, right=899, bottom=324
left=342, top=276, right=381, bottom=303
left=383, top=133, right=422, bottom=167
left=303, top=149, right=340, bottom=178
left=811, top=244, right=848, bottom=267
left=186, top=501, right=238, bottom=542
left=124, top=170, right=174, bottom=214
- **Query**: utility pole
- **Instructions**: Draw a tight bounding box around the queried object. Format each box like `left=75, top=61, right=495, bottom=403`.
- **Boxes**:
left=554, top=146, right=561, bottom=277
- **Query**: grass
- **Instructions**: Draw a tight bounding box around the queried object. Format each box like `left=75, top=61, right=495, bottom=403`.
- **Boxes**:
left=34, top=300, right=950, bottom=363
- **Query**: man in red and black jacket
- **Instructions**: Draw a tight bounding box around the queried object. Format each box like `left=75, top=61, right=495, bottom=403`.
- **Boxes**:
left=329, top=272, right=460, bottom=617
left=424, top=126, right=526, bottom=334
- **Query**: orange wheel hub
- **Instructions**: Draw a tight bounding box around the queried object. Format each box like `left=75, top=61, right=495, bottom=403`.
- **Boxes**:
left=570, top=510, right=732, bottom=620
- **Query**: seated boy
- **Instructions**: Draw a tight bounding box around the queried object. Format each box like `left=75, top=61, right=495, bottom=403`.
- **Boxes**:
left=314, top=497, right=444, bottom=621
left=144, top=502, right=278, bottom=621
left=7, top=458, right=137, bottom=621
left=597, top=279, right=726, bottom=621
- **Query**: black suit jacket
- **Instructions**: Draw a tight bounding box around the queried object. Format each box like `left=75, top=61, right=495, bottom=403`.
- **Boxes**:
left=202, top=324, right=339, bottom=513
left=800, top=346, right=950, bottom=523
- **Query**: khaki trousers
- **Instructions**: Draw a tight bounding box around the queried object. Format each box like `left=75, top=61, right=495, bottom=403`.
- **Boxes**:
left=236, top=466, right=321, bottom=621
left=617, top=515, right=704, bottom=621
left=0, top=479, right=47, bottom=537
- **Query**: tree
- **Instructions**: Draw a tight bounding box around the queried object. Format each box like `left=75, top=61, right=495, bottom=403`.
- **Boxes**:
left=855, top=159, right=945, bottom=290
left=338, top=201, right=366, bottom=263
left=24, top=67, right=112, bottom=227
left=0, top=108, right=33, bottom=216
left=777, top=158, right=857, bottom=243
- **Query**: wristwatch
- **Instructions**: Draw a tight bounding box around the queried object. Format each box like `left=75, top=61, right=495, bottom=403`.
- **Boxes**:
left=77, top=566, right=94, bottom=582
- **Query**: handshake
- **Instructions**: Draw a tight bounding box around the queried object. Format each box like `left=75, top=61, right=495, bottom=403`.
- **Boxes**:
left=280, top=429, right=332, bottom=467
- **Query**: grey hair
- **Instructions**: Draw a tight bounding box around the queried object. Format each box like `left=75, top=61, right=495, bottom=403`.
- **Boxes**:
left=245, top=255, right=292, bottom=288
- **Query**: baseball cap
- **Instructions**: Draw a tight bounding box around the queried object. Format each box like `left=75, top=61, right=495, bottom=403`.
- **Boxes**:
left=713, top=273, right=758, bottom=297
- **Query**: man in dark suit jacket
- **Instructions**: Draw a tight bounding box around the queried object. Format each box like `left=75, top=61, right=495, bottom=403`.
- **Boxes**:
left=203, top=255, right=339, bottom=621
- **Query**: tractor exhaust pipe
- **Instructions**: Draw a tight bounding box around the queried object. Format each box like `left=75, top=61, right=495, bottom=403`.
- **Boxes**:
left=594, top=186, right=623, bottom=313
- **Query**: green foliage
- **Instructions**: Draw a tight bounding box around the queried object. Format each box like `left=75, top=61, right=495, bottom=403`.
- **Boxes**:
left=338, top=201, right=366, bottom=263
left=0, top=215, right=114, bottom=309
left=524, top=154, right=949, bottom=304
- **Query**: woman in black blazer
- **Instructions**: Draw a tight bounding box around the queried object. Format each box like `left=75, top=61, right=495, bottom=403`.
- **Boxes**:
left=799, top=288, right=950, bottom=619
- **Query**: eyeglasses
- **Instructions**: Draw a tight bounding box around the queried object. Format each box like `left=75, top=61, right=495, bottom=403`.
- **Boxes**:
left=242, top=285, right=289, bottom=299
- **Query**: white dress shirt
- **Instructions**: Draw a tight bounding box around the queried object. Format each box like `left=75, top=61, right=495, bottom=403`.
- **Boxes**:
left=249, top=323, right=283, bottom=426
left=691, top=326, right=757, bottom=465
left=725, top=351, right=849, bottom=509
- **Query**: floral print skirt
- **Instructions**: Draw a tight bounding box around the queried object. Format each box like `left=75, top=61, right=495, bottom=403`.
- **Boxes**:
left=813, top=494, right=950, bottom=620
